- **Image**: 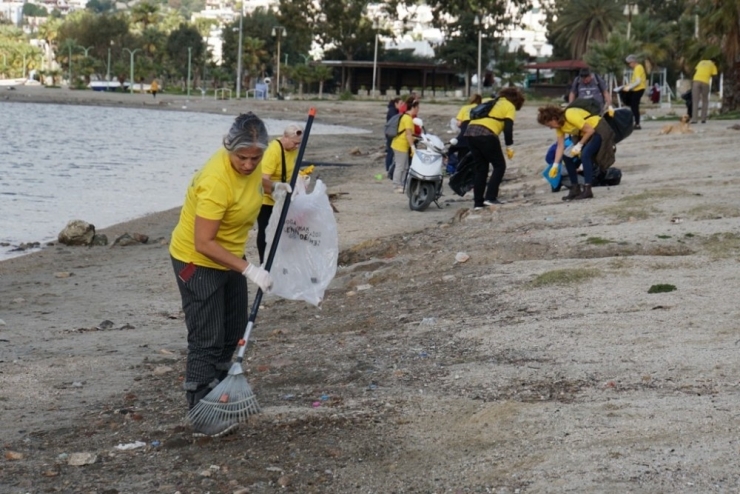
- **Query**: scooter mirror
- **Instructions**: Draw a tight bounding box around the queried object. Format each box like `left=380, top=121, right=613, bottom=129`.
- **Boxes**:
left=412, top=117, right=424, bottom=128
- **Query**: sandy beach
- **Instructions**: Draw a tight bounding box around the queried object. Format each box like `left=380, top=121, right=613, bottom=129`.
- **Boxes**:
left=2, top=86, right=740, bottom=493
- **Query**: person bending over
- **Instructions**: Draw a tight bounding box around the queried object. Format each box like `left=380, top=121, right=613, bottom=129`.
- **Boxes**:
left=464, top=87, right=525, bottom=209
left=618, top=55, right=646, bottom=129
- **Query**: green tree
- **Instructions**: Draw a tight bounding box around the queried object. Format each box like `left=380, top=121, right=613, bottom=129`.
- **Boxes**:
left=311, top=63, right=333, bottom=98
left=85, top=0, right=115, bottom=14
left=584, top=32, right=640, bottom=83
left=22, top=3, right=49, bottom=17
left=130, top=1, right=160, bottom=33
left=166, top=23, right=206, bottom=84
left=696, top=0, right=740, bottom=111
left=550, top=0, right=624, bottom=59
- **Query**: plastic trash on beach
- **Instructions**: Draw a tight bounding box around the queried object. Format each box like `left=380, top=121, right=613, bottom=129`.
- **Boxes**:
left=114, top=441, right=147, bottom=451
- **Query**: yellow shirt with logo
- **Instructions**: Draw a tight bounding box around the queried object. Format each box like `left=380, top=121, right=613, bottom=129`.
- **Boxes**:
left=693, top=60, right=718, bottom=84
left=170, top=147, right=263, bottom=269
left=556, top=108, right=602, bottom=138
left=630, top=64, right=647, bottom=91
left=261, top=139, right=298, bottom=206
left=466, top=98, right=516, bottom=135
left=456, top=103, right=476, bottom=122
left=391, top=113, right=414, bottom=153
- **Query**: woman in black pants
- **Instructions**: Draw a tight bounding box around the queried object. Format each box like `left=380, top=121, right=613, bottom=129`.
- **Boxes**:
left=619, top=54, right=647, bottom=129
left=464, top=87, right=525, bottom=209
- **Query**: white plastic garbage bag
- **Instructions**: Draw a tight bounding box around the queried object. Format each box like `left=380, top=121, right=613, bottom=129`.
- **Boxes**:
left=264, top=178, right=338, bottom=306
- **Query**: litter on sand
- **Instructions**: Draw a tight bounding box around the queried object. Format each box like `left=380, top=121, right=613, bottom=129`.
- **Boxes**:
left=114, top=441, right=147, bottom=450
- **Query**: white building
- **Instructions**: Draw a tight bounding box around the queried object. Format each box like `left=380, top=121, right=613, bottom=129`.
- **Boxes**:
left=0, top=1, right=24, bottom=25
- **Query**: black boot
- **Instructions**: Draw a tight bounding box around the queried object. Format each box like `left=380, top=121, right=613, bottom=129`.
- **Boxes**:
left=562, top=184, right=581, bottom=201
left=575, top=184, right=593, bottom=200
left=186, top=385, right=212, bottom=410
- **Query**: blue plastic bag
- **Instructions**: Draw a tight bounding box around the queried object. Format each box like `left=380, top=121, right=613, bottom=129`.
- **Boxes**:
left=542, top=137, right=577, bottom=192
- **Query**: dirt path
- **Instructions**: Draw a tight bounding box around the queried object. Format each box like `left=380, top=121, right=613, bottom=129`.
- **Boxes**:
left=2, top=89, right=740, bottom=493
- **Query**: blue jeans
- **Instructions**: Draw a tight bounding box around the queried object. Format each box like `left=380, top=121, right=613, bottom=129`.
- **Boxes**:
left=563, top=133, right=601, bottom=186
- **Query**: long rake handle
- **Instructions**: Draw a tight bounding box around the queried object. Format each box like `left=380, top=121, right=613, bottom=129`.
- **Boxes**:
left=235, top=107, right=317, bottom=362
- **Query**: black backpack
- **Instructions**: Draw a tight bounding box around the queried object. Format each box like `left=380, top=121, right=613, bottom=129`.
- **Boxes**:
left=469, top=96, right=500, bottom=121
left=384, top=113, right=403, bottom=139
left=565, top=97, right=602, bottom=117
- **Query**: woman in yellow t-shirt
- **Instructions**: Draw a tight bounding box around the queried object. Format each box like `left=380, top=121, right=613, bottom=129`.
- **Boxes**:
left=463, top=87, right=525, bottom=209
left=618, top=54, right=646, bottom=129
left=537, top=105, right=602, bottom=200
left=256, top=124, right=303, bottom=263
left=390, top=98, right=420, bottom=192
left=169, top=112, right=280, bottom=437
left=692, top=58, right=718, bottom=123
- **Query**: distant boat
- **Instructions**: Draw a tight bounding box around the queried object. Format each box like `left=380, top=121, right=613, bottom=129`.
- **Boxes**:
left=89, top=81, right=125, bottom=92
left=89, top=81, right=152, bottom=93
left=0, top=78, right=28, bottom=87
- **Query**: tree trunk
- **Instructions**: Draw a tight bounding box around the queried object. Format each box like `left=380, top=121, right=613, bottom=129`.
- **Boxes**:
left=721, top=62, right=740, bottom=113
left=319, top=81, right=324, bottom=99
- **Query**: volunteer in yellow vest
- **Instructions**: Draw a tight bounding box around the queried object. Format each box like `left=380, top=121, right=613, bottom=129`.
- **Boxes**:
left=452, top=94, right=482, bottom=165
left=169, top=112, right=279, bottom=437
left=537, top=104, right=602, bottom=201
left=391, top=97, right=420, bottom=193
left=618, top=54, right=647, bottom=129
left=463, top=87, right=525, bottom=209
left=691, top=58, right=718, bottom=124
left=257, top=124, right=303, bottom=263
left=150, top=79, right=159, bottom=99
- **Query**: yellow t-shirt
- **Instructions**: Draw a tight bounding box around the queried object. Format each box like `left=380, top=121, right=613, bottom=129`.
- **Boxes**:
left=556, top=108, right=601, bottom=138
left=630, top=64, right=647, bottom=91
left=390, top=114, right=414, bottom=153
left=456, top=103, right=476, bottom=122
left=693, top=60, right=718, bottom=84
left=169, top=147, right=263, bottom=269
left=261, top=139, right=298, bottom=206
left=466, top=98, right=517, bottom=135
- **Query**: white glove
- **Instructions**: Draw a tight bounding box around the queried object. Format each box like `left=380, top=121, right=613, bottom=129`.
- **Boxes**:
left=570, top=143, right=583, bottom=157
left=242, top=264, right=273, bottom=292
left=614, top=86, right=624, bottom=92
left=606, top=105, right=615, bottom=117
left=272, top=182, right=292, bottom=194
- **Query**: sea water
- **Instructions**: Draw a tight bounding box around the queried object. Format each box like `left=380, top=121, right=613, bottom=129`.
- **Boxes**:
left=0, top=102, right=367, bottom=261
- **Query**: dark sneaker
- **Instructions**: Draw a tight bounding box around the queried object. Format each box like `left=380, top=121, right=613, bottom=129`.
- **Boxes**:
left=634, top=124, right=642, bottom=130
left=192, top=420, right=239, bottom=438
left=484, top=199, right=504, bottom=206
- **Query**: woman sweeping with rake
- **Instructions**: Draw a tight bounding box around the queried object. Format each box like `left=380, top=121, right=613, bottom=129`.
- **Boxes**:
left=169, top=112, right=289, bottom=437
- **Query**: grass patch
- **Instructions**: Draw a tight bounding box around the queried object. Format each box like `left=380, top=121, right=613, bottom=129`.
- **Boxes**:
left=648, top=284, right=677, bottom=294
left=700, top=232, right=740, bottom=258
left=600, top=204, right=657, bottom=221
left=618, top=188, right=689, bottom=204
left=686, top=204, right=740, bottom=220
left=586, top=236, right=613, bottom=245
left=656, top=235, right=672, bottom=239
left=531, top=268, right=601, bottom=287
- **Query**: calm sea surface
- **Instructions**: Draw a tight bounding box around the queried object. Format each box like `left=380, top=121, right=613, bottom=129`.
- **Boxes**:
left=0, top=102, right=367, bottom=261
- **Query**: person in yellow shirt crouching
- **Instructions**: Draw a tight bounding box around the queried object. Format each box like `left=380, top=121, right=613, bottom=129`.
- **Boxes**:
left=257, top=124, right=303, bottom=263
left=691, top=58, right=718, bottom=124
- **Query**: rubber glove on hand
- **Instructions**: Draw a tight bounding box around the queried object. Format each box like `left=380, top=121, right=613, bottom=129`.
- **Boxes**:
left=242, top=264, right=273, bottom=292
left=272, top=182, right=292, bottom=194
left=607, top=105, right=615, bottom=117
left=614, top=86, right=624, bottom=93
left=570, top=143, right=583, bottom=157
left=506, top=147, right=515, bottom=159
left=548, top=162, right=560, bottom=178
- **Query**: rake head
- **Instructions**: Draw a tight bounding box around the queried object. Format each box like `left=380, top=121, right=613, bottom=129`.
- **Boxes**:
left=187, top=363, right=260, bottom=435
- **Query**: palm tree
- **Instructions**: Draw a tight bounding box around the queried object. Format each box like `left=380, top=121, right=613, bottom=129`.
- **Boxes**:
left=551, top=0, right=625, bottom=59
left=584, top=32, right=640, bottom=87
left=311, top=64, right=333, bottom=99
left=241, top=36, right=268, bottom=90
left=696, top=0, right=740, bottom=111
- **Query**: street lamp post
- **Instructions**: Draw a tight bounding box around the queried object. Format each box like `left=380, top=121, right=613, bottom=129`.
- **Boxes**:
left=122, top=48, right=140, bottom=94
left=624, top=3, right=638, bottom=40
left=187, top=47, right=192, bottom=97
left=271, top=26, right=286, bottom=97
left=67, top=44, right=75, bottom=86
left=82, top=46, right=94, bottom=57
left=474, top=15, right=482, bottom=95
left=372, top=20, right=380, bottom=98
left=236, top=1, right=244, bottom=98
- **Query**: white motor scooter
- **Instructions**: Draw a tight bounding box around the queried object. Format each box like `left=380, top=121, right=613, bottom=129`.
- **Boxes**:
left=406, top=118, right=447, bottom=211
